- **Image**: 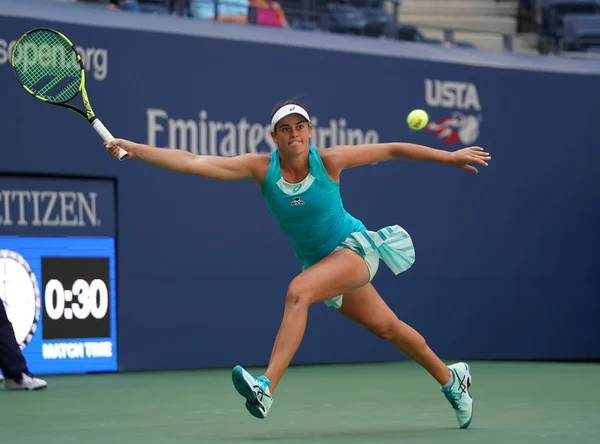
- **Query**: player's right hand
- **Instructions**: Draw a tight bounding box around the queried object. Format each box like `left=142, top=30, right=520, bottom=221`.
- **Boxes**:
left=104, top=139, right=137, bottom=159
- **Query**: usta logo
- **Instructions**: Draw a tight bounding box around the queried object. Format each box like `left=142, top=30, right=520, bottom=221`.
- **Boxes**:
left=424, top=79, right=482, bottom=146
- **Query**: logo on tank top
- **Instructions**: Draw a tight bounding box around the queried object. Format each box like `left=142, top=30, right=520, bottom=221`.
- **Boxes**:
left=291, top=197, right=305, bottom=206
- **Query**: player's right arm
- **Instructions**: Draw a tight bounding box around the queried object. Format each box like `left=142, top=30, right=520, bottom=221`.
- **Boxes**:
left=105, top=139, right=267, bottom=182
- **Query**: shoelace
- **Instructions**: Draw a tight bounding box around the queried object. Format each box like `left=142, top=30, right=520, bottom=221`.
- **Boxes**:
left=443, top=371, right=467, bottom=409
left=244, top=376, right=270, bottom=412
left=250, top=375, right=271, bottom=402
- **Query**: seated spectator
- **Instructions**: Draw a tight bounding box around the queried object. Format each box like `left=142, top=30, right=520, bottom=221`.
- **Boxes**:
left=190, top=0, right=249, bottom=23
left=88, top=0, right=187, bottom=14
left=248, top=0, right=289, bottom=28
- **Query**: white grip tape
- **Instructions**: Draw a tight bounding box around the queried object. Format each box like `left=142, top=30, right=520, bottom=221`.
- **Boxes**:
left=92, top=119, right=128, bottom=160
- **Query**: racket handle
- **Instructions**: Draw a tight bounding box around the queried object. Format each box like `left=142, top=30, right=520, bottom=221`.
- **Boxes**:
left=92, top=118, right=128, bottom=160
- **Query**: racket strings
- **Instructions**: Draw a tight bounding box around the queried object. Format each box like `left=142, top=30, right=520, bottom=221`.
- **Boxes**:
left=12, top=30, right=82, bottom=103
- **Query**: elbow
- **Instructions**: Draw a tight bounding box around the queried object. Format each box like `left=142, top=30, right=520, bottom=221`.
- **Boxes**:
left=389, top=144, right=405, bottom=159
left=180, top=154, right=200, bottom=175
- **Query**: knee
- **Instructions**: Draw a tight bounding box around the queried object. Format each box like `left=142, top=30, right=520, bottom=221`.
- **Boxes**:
left=369, top=320, right=427, bottom=348
left=368, top=322, right=397, bottom=341
left=285, top=279, right=314, bottom=309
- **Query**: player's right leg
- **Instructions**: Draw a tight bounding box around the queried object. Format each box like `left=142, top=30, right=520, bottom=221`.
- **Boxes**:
left=232, top=247, right=371, bottom=419
left=231, top=365, right=273, bottom=419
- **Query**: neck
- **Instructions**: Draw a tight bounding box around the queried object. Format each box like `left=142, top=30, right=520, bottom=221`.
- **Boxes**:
left=279, top=148, right=310, bottom=181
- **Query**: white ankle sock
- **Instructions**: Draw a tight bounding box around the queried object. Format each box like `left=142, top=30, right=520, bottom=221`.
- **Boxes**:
left=442, top=369, right=454, bottom=388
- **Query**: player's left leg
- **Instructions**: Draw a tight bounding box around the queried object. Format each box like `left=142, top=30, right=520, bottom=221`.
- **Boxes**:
left=338, top=284, right=474, bottom=429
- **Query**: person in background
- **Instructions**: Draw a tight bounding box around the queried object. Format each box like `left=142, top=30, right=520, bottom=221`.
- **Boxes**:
left=189, top=0, right=249, bottom=24
left=0, top=299, right=47, bottom=390
left=248, top=0, right=289, bottom=28
left=109, top=0, right=186, bottom=14
left=108, top=0, right=142, bottom=11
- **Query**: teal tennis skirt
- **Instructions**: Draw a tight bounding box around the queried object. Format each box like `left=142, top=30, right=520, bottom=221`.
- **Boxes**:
left=302, top=225, right=416, bottom=309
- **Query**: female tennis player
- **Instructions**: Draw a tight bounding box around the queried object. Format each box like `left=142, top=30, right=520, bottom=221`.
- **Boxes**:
left=105, top=100, right=490, bottom=429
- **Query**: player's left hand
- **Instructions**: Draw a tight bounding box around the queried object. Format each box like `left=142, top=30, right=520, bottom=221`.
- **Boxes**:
left=449, top=146, right=491, bottom=174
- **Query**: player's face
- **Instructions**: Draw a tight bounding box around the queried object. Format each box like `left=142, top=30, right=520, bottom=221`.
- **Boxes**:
left=271, top=114, right=312, bottom=154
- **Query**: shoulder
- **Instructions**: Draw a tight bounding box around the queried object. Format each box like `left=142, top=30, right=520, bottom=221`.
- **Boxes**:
left=317, top=146, right=341, bottom=161
left=317, top=146, right=345, bottom=176
left=314, top=146, right=345, bottom=182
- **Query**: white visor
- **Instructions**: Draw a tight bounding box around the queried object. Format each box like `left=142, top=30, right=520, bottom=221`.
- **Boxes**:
left=271, top=104, right=311, bottom=130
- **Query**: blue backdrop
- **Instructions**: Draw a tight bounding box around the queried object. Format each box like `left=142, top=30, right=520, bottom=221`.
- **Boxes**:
left=0, top=0, right=599, bottom=373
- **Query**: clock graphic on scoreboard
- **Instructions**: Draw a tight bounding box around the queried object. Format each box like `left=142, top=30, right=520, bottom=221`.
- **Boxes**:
left=0, top=249, right=41, bottom=350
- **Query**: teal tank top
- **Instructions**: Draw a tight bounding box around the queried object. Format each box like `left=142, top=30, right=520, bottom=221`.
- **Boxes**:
left=262, top=146, right=366, bottom=266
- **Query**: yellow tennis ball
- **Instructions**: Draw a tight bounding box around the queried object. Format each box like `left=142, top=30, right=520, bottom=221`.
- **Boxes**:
left=407, top=109, right=429, bottom=130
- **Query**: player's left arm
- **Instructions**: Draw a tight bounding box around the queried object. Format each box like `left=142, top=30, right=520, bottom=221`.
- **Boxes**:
left=322, top=143, right=491, bottom=175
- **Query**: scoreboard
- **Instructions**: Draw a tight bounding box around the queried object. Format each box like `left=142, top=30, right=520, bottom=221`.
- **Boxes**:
left=0, top=176, right=118, bottom=374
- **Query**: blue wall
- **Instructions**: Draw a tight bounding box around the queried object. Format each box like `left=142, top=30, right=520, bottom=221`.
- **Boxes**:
left=1, top=0, right=599, bottom=372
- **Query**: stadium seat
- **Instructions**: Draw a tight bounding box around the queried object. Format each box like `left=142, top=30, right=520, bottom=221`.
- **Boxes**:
left=321, top=3, right=367, bottom=35
left=359, top=6, right=395, bottom=38
left=561, top=13, right=600, bottom=51
left=541, top=0, right=600, bottom=39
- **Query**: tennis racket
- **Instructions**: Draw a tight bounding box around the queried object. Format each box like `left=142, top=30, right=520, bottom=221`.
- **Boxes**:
left=11, top=28, right=128, bottom=160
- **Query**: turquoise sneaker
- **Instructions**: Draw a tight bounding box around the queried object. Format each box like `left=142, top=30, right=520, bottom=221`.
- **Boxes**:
left=440, top=362, right=474, bottom=429
left=232, top=365, right=273, bottom=419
